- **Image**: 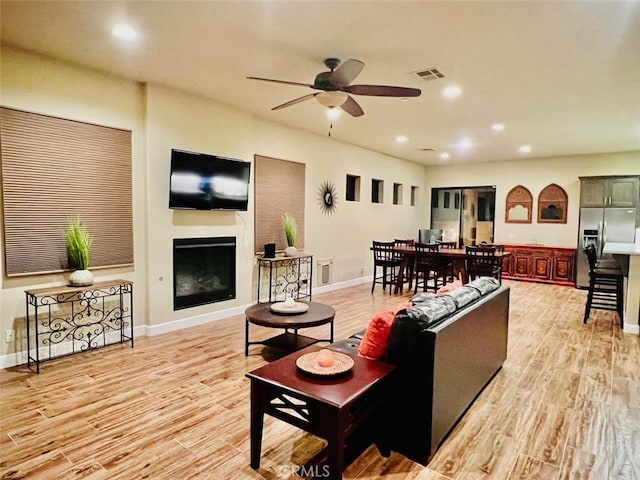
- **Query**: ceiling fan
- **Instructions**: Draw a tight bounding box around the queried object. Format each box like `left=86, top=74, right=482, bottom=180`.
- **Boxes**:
left=247, top=58, right=421, bottom=117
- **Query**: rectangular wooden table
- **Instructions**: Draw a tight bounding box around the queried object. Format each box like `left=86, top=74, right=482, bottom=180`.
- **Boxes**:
left=246, top=346, right=396, bottom=479
left=393, top=246, right=510, bottom=293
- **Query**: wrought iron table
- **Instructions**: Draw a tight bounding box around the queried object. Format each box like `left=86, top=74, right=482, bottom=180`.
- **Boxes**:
left=257, top=254, right=313, bottom=303
left=24, top=279, right=134, bottom=372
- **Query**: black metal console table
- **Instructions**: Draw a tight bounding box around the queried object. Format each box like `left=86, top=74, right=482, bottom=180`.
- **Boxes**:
left=25, top=279, right=134, bottom=373
left=257, top=254, right=313, bottom=303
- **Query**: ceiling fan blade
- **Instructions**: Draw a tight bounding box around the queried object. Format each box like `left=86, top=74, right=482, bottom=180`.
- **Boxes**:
left=343, top=85, right=422, bottom=97
left=247, top=76, right=315, bottom=88
left=272, top=93, right=319, bottom=111
left=340, top=95, right=364, bottom=117
left=329, top=59, right=364, bottom=87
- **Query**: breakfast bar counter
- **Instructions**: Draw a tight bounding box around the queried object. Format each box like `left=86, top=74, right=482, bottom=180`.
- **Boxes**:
left=603, top=242, right=640, bottom=333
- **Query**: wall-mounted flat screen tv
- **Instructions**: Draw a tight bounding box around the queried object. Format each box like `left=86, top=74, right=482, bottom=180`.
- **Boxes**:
left=169, top=149, right=251, bottom=211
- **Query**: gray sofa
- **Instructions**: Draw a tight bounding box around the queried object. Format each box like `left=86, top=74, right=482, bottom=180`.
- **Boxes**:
left=331, top=279, right=510, bottom=465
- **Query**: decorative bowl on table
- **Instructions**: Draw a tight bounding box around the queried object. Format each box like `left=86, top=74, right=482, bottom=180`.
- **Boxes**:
left=296, top=349, right=354, bottom=377
left=270, top=297, right=309, bottom=314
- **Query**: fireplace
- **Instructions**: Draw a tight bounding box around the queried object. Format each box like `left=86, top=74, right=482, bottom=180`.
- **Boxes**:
left=173, top=237, right=236, bottom=310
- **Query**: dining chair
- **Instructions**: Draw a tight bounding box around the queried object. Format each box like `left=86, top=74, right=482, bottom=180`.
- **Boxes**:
left=437, top=241, right=457, bottom=249
left=465, top=245, right=503, bottom=284
left=413, top=242, right=454, bottom=293
left=371, top=241, right=403, bottom=294
left=583, top=244, right=624, bottom=328
left=394, top=239, right=415, bottom=289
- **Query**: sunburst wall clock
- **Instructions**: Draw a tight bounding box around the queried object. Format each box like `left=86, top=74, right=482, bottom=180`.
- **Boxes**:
left=318, top=180, right=338, bottom=215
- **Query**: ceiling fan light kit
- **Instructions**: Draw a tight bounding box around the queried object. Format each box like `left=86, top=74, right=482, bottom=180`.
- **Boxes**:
left=248, top=57, right=421, bottom=118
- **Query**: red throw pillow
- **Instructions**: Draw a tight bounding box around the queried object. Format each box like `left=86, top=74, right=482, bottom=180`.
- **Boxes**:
left=358, top=303, right=411, bottom=360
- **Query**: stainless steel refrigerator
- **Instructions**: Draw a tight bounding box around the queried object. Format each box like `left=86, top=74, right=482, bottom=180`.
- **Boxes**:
left=576, top=207, right=637, bottom=288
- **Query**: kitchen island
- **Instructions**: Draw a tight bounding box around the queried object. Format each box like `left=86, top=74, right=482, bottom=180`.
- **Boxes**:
left=603, top=242, right=640, bottom=334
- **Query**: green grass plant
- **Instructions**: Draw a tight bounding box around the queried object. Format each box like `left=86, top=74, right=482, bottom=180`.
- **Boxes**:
left=65, top=217, right=93, bottom=270
left=282, top=213, right=297, bottom=247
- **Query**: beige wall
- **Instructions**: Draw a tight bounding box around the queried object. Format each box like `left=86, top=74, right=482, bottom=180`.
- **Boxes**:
left=425, top=152, right=639, bottom=247
left=1, top=47, right=148, bottom=362
left=0, top=47, right=428, bottom=362
left=2, top=46, right=637, bottom=364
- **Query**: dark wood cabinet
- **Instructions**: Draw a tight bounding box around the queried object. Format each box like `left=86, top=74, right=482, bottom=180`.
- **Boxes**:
left=502, top=244, right=576, bottom=286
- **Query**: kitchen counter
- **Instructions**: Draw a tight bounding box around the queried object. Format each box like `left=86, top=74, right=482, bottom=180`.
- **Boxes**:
left=603, top=242, right=640, bottom=333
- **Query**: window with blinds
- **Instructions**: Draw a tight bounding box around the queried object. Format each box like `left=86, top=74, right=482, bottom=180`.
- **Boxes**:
left=1, top=107, right=133, bottom=276
left=254, top=155, right=305, bottom=254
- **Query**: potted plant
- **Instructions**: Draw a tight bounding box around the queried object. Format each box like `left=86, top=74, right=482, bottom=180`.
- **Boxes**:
left=282, top=213, right=298, bottom=256
left=65, top=216, right=94, bottom=286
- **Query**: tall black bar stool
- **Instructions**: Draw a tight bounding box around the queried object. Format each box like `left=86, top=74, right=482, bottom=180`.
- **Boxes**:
left=371, top=240, right=403, bottom=294
left=583, top=244, right=624, bottom=328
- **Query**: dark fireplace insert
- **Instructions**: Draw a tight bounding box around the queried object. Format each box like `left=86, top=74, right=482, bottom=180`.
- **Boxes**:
left=173, top=237, right=236, bottom=310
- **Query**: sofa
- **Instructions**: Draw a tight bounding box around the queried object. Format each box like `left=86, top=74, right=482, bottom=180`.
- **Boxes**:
left=331, top=278, right=510, bottom=465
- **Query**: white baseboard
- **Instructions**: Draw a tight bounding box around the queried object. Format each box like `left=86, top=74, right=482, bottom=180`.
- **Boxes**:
left=0, top=275, right=374, bottom=370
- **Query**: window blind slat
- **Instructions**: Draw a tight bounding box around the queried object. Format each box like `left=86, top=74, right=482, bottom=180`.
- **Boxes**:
left=254, top=155, right=305, bottom=253
left=1, top=107, right=134, bottom=276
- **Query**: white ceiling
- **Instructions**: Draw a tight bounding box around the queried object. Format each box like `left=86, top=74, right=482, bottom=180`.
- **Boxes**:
left=2, top=1, right=639, bottom=166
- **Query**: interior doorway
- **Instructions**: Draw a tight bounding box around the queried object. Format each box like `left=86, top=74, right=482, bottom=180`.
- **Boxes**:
left=430, top=186, right=496, bottom=247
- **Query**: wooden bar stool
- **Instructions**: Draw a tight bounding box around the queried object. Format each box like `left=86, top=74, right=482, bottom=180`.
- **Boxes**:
left=583, top=244, right=624, bottom=328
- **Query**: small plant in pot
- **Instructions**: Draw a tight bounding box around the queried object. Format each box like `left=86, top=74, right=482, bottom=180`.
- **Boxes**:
left=282, top=213, right=298, bottom=257
left=65, top=216, right=94, bottom=286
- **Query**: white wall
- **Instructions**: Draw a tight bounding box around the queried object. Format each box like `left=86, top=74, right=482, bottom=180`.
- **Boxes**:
left=425, top=152, right=639, bottom=247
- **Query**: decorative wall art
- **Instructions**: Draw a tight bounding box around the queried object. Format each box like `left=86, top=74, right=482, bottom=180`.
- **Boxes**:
left=318, top=179, right=338, bottom=215
left=505, top=185, right=533, bottom=223
left=538, top=183, right=568, bottom=223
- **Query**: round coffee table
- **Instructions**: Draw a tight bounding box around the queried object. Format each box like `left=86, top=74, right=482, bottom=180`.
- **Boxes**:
left=244, top=301, right=335, bottom=356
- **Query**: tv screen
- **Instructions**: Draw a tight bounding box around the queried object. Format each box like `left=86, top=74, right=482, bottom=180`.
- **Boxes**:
left=169, top=149, right=250, bottom=211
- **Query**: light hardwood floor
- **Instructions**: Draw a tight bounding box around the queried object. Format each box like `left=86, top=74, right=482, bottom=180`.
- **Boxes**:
left=1, top=280, right=639, bottom=479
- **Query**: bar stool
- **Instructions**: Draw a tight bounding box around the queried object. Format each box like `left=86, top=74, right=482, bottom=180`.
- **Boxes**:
left=394, top=239, right=415, bottom=289
left=583, top=244, right=624, bottom=328
left=371, top=240, right=403, bottom=294
left=414, top=242, right=454, bottom=293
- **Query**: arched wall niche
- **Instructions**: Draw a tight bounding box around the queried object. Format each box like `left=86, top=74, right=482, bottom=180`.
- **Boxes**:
left=505, top=185, right=533, bottom=223
left=538, top=183, right=568, bottom=224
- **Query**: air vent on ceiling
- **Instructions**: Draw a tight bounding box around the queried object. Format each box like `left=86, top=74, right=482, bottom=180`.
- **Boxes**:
left=414, top=68, right=445, bottom=82
left=419, top=147, right=436, bottom=152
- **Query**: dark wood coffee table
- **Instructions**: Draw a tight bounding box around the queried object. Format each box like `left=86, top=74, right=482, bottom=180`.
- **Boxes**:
left=244, top=301, right=335, bottom=356
left=246, top=346, right=396, bottom=479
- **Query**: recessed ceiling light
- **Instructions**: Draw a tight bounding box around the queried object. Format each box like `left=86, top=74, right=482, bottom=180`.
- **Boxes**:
left=457, top=138, right=472, bottom=151
left=326, top=108, right=341, bottom=120
left=112, top=24, right=137, bottom=41
left=491, top=123, right=505, bottom=131
left=440, top=153, right=450, bottom=160
left=442, top=86, right=462, bottom=98
left=396, top=135, right=408, bottom=144
left=519, top=145, right=532, bottom=153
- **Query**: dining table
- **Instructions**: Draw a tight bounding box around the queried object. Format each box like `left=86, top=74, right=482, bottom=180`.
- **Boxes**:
left=393, top=245, right=511, bottom=293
